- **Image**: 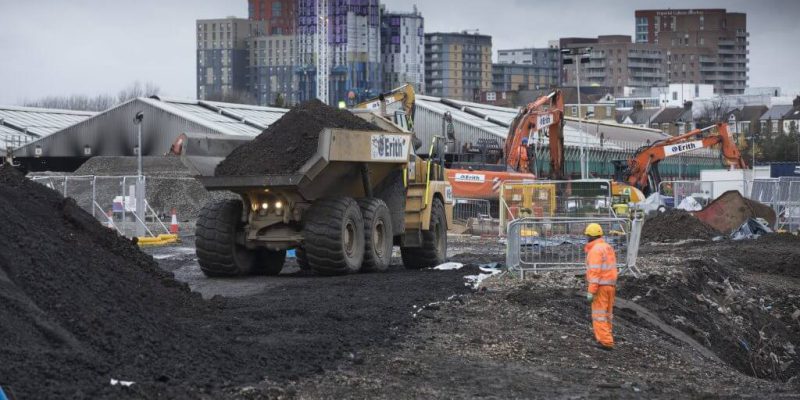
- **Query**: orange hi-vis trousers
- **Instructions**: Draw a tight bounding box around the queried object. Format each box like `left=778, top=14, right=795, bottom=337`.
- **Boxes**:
left=591, top=285, right=616, bottom=348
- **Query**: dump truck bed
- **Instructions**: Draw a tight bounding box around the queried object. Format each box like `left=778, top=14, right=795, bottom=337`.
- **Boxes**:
left=196, top=128, right=413, bottom=199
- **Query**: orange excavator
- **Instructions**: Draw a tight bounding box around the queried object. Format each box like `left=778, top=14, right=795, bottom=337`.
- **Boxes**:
left=503, top=90, right=565, bottom=178
left=613, top=122, right=747, bottom=196
left=445, top=91, right=564, bottom=207
left=612, top=122, right=778, bottom=234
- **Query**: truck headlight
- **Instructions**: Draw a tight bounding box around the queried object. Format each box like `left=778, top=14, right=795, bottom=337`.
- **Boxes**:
left=261, top=202, right=269, bottom=210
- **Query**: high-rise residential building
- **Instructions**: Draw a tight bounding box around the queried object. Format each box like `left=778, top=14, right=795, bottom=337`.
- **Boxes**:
left=296, top=0, right=383, bottom=104
left=635, top=9, right=748, bottom=95
left=380, top=6, right=425, bottom=93
left=248, top=0, right=297, bottom=34
left=491, top=63, right=557, bottom=92
left=493, top=46, right=560, bottom=91
left=196, top=18, right=266, bottom=101
left=425, top=32, right=492, bottom=101
left=560, top=35, right=666, bottom=96
left=248, top=35, right=298, bottom=106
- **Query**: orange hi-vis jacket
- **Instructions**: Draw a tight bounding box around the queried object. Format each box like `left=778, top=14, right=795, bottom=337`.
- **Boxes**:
left=584, top=238, right=618, bottom=294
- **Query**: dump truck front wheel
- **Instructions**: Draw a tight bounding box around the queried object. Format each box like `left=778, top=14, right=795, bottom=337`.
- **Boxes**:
left=358, top=198, right=393, bottom=272
left=303, top=197, right=365, bottom=275
left=252, top=249, right=286, bottom=276
left=401, top=198, right=447, bottom=269
left=196, top=199, right=255, bottom=277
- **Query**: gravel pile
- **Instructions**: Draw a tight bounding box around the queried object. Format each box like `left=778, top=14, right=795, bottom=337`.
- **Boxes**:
left=215, top=99, right=381, bottom=176
left=641, top=209, right=721, bottom=242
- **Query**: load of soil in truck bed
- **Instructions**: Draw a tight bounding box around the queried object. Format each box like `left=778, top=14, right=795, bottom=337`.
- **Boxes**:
left=215, top=99, right=382, bottom=176
left=641, top=209, right=721, bottom=242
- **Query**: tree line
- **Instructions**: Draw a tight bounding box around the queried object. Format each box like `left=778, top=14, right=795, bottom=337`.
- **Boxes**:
left=21, top=81, right=161, bottom=112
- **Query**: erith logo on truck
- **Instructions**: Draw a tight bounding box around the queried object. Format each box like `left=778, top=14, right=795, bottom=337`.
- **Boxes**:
left=664, top=140, right=704, bottom=157
left=371, top=134, right=409, bottom=161
left=454, top=173, right=486, bottom=183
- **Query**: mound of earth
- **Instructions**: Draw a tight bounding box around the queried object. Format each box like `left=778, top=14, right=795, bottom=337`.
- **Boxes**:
left=641, top=209, right=720, bottom=242
left=0, top=165, right=475, bottom=398
left=215, top=99, right=382, bottom=176
left=622, top=257, right=800, bottom=384
left=720, top=233, right=800, bottom=278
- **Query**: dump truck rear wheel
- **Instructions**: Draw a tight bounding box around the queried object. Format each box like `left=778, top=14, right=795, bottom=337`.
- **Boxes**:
left=357, top=198, right=393, bottom=272
left=401, top=198, right=447, bottom=269
left=252, top=249, right=286, bottom=276
left=196, top=199, right=255, bottom=277
left=303, top=197, right=365, bottom=275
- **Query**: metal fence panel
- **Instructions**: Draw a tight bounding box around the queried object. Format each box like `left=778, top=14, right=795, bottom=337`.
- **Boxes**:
left=453, top=198, right=491, bottom=221
left=506, top=216, right=643, bottom=279
left=30, top=175, right=170, bottom=237
left=499, top=179, right=613, bottom=235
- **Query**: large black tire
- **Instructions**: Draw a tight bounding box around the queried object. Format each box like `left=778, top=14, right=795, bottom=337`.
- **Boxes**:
left=196, top=199, right=255, bottom=277
left=294, top=246, right=311, bottom=271
left=303, top=197, right=365, bottom=275
left=401, top=198, right=447, bottom=269
left=357, top=198, right=393, bottom=272
left=252, top=249, right=286, bottom=276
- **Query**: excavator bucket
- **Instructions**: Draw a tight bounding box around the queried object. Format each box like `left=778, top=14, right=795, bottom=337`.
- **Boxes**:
left=693, top=190, right=777, bottom=234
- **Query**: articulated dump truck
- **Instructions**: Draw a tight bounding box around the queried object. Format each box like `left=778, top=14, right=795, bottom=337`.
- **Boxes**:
left=176, top=116, right=453, bottom=277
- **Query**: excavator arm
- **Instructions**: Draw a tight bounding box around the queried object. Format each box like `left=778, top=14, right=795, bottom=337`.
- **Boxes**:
left=624, top=122, right=747, bottom=194
left=353, top=84, right=416, bottom=127
left=504, top=90, right=564, bottom=178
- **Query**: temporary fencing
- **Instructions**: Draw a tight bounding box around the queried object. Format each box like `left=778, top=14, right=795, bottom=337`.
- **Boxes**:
left=453, top=198, right=491, bottom=221
left=452, top=198, right=496, bottom=236
left=29, top=175, right=173, bottom=238
left=499, top=179, right=613, bottom=235
left=505, top=215, right=644, bottom=279
left=658, top=179, right=750, bottom=209
left=749, top=177, right=800, bottom=231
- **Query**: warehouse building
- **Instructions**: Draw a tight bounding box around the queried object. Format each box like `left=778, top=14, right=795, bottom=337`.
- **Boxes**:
left=0, top=106, right=95, bottom=151
left=13, top=97, right=287, bottom=172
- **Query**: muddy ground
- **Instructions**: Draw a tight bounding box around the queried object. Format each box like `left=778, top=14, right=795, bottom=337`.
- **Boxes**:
left=137, top=233, right=799, bottom=399
left=4, top=163, right=799, bottom=399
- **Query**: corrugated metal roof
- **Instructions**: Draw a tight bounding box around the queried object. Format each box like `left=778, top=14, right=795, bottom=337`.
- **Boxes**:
left=0, top=105, right=95, bottom=144
left=415, top=95, right=670, bottom=151
left=13, top=97, right=290, bottom=159
left=141, top=97, right=288, bottom=137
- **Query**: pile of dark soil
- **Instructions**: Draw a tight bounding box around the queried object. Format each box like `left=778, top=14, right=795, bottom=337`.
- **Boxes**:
left=216, top=100, right=381, bottom=176
left=0, top=165, right=474, bottom=398
left=720, top=233, right=800, bottom=278
left=622, top=258, right=800, bottom=384
left=641, top=209, right=720, bottom=242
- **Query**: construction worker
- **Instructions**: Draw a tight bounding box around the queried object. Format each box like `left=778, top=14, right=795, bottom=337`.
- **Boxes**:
left=584, top=223, right=618, bottom=350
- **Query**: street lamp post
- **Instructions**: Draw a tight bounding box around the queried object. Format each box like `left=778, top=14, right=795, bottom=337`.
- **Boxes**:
left=562, top=47, right=592, bottom=179
left=133, top=112, right=145, bottom=237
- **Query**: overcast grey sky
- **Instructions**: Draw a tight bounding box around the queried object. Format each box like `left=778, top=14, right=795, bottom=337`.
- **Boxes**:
left=0, top=0, right=798, bottom=104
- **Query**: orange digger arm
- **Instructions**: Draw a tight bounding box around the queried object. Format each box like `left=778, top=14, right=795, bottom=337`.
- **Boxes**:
left=504, top=91, right=564, bottom=176
left=625, top=122, right=747, bottom=193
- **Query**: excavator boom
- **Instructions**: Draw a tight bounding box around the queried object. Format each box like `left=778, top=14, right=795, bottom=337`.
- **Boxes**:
left=504, top=90, right=565, bottom=178
left=622, top=122, right=746, bottom=195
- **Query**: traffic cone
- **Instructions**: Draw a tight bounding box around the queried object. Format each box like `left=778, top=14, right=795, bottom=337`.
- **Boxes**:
left=106, top=209, right=114, bottom=229
left=169, top=208, right=179, bottom=234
